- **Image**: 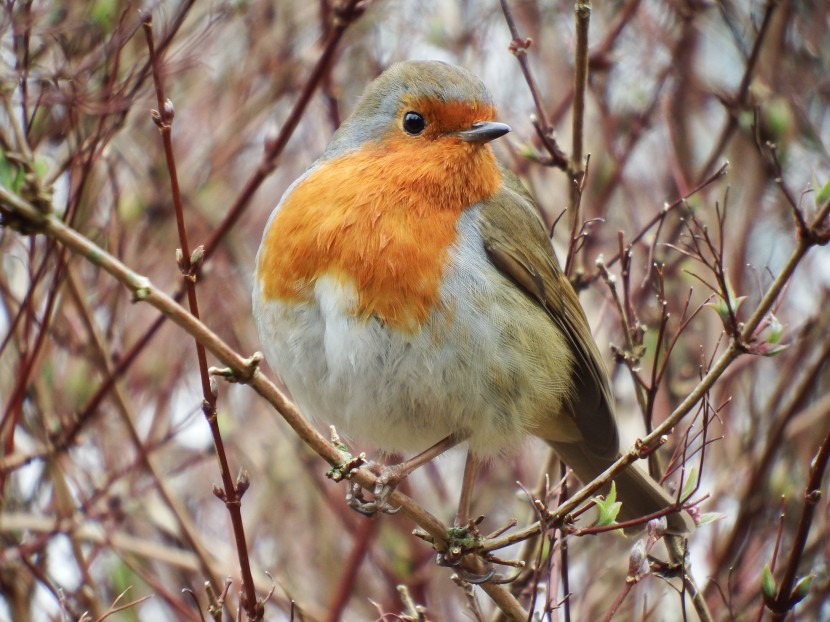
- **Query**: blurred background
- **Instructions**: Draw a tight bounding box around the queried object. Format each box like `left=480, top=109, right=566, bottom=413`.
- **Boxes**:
left=1, top=0, right=829, bottom=620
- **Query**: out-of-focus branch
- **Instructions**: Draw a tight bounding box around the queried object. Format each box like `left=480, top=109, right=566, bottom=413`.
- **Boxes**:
left=697, top=0, right=779, bottom=179
left=570, top=0, right=591, bottom=243
left=202, top=0, right=367, bottom=260
left=767, top=428, right=830, bottom=620
left=584, top=162, right=729, bottom=285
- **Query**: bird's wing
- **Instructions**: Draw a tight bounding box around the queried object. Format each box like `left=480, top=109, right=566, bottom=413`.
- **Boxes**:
left=478, top=169, right=618, bottom=460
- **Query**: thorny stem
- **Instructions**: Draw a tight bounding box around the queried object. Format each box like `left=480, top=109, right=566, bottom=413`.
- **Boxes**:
left=143, top=16, right=260, bottom=619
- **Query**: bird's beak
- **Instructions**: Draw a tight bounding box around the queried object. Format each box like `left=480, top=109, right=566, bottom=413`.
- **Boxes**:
left=457, top=121, right=511, bottom=143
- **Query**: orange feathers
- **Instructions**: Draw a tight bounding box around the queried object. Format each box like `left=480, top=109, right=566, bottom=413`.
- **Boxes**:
left=257, top=100, right=503, bottom=332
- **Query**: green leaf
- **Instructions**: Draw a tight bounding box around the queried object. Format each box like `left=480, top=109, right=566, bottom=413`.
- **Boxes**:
left=764, top=97, right=794, bottom=142
left=697, top=512, right=726, bottom=526
left=760, top=343, right=789, bottom=357
left=816, top=180, right=830, bottom=207
left=0, top=150, right=24, bottom=192
left=705, top=279, right=746, bottom=326
left=790, top=574, right=813, bottom=605
left=766, top=313, right=784, bottom=344
left=594, top=481, right=622, bottom=527
left=680, top=467, right=699, bottom=501
left=761, top=564, right=776, bottom=600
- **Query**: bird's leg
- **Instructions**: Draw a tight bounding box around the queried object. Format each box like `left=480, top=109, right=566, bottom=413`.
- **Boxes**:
left=438, top=450, right=496, bottom=583
left=347, top=433, right=467, bottom=515
left=455, top=451, right=479, bottom=526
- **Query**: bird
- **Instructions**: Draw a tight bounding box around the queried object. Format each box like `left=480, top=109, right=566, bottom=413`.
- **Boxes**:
left=253, top=60, right=694, bottom=536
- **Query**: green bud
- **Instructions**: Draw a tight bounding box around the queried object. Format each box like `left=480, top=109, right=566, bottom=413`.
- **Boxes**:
left=761, top=564, right=776, bottom=601
left=790, top=574, right=813, bottom=605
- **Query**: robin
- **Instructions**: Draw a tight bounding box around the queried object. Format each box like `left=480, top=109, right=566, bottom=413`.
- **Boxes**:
left=253, top=60, right=694, bottom=535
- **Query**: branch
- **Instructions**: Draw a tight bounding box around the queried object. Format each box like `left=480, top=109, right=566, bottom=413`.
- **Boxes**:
left=767, top=428, right=830, bottom=619
left=143, top=14, right=260, bottom=619
left=0, top=191, right=529, bottom=622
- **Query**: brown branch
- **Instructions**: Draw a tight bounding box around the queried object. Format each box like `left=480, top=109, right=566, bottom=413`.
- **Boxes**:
left=768, top=429, right=830, bottom=620
left=697, top=0, right=779, bottom=179
left=499, top=0, right=569, bottom=170
left=143, top=14, right=261, bottom=619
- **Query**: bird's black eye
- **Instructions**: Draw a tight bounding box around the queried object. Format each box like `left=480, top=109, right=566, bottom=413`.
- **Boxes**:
left=402, top=111, right=426, bottom=135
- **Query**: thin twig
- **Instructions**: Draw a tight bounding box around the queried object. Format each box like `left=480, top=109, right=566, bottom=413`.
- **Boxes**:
left=768, top=429, right=830, bottom=620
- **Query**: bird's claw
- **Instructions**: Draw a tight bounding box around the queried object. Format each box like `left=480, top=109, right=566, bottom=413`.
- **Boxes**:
left=437, top=552, right=496, bottom=584
left=345, top=472, right=402, bottom=516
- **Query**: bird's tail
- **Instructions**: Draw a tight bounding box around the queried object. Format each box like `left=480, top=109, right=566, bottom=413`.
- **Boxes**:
left=549, top=441, right=695, bottom=535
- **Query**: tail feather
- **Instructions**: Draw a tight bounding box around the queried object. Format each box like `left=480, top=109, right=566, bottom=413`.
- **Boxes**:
left=550, top=441, right=694, bottom=535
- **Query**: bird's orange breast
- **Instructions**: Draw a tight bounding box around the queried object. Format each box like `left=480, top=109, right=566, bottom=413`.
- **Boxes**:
left=257, top=129, right=503, bottom=332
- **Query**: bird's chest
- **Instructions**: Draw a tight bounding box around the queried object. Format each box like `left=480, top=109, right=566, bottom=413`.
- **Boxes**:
left=254, top=261, right=465, bottom=453
left=256, top=155, right=468, bottom=333
left=254, top=206, right=575, bottom=455
left=256, top=206, right=496, bottom=450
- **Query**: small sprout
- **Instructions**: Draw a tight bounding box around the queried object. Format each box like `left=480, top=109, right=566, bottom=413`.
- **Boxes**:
left=761, top=564, right=776, bottom=601
left=163, top=98, right=175, bottom=119
left=236, top=469, right=250, bottom=496
left=816, top=180, right=830, bottom=206
left=705, top=279, right=746, bottom=327
left=128, top=274, right=152, bottom=301
left=132, top=286, right=151, bottom=302
left=175, top=247, right=187, bottom=271
left=190, top=245, right=205, bottom=269
left=647, top=516, right=667, bottom=540
left=790, top=573, right=813, bottom=605
left=627, top=539, right=647, bottom=581
left=766, top=313, right=784, bottom=344
left=680, top=466, right=699, bottom=502
left=330, top=426, right=350, bottom=453
left=696, top=512, right=727, bottom=527
left=757, top=342, right=790, bottom=357
left=594, top=481, right=622, bottom=528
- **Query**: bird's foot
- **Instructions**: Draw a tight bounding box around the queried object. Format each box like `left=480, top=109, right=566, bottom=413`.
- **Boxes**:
left=438, top=553, right=496, bottom=584
left=435, top=518, right=496, bottom=584
left=345, top=461, right=406, bottom=515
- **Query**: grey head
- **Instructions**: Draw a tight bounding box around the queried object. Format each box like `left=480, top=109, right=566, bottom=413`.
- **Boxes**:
left=322, top=60, right=497, bottom=161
